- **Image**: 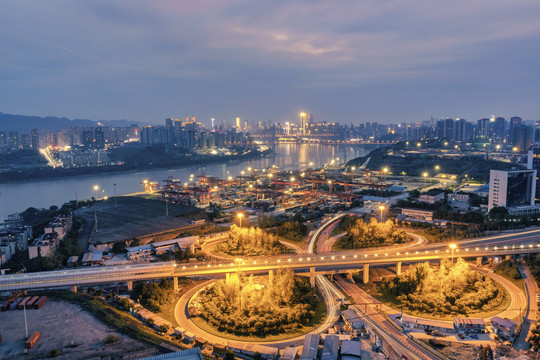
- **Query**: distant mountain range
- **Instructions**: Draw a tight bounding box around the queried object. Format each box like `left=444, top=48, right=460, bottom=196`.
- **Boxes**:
left=0, top=112, right=138, bottom=134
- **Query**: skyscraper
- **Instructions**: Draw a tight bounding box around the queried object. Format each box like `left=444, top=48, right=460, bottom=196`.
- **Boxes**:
left=300, top=112, right=307, bottom=135
left=31, top=129, right=39, bottom=150
left=236, top=117, right=242, bottom=131
left=94, top=127, right=105, bottom=149
left=8, top=132, right=19, bottom=151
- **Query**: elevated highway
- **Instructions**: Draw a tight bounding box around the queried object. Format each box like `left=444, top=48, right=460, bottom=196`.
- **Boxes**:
left=2, top=241, right=540, bottom=292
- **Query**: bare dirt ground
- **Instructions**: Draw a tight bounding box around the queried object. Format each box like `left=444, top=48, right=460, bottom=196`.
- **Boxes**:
left=0, top=299, right=149, bottom=359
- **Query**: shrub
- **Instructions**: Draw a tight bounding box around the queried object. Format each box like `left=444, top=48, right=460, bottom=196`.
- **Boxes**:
left=105, top=334, right=117, bottom=344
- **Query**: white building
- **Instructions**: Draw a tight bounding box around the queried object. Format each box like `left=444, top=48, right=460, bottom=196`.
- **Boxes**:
left=488, top=169, right=537, bottom=211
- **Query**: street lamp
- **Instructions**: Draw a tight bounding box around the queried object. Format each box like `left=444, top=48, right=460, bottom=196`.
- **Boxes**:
left=435, top=165, right=440, bottom=173
left=328, top=180, right=333, bottom=193
left=237, top=213, right=243, bottom=227
left=378, top=205, right=385, bottom=223
left=92, top=185, right=100, bottom=232
left=423, top=172, right=428, bottom=185
left=449, top=243, right=457, bottom=264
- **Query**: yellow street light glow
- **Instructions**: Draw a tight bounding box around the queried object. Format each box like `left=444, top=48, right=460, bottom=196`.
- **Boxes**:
left=423, top=172, right=428, bottom=177
left=93, top=185, right=99, bottom=190
left=300, top=112, right=306, bottom=117
left=449, top=243, right=457, bottom=249
left=383, top=167, right=388, bottom=173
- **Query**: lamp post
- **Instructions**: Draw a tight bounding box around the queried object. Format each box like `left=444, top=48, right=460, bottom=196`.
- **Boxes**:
left=450, top=243, right=457, bottom=264
left=237, top=213, right=243, bottom=228
left=423, top=172, right=428, bottom=185
left=113, top=183, right=117, bottom=208
left=379, top=205, right=385, bottom=223
left=93, top=185, right=99, bottom=232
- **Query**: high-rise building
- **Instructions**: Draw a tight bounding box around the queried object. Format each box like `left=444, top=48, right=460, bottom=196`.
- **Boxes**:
left=300, top=112, right=307, bottom=135
left=165, top=118, right=173, bottom=129
left=436, top=118, right=454, bottom=139
left=8, top=132, right=19, bottom=151
left=488, top=169, right=536, bottom=211
left=527, top=144, right=540, bottom=203
left=94, top=127, right=105, bottom=149
left=512, top=124, right=533, bottom=151
left=31, top=129, right=39, bottom=150
left=0, top=132, right=6, bottom=152
left=82, top=131, right=94, bottom=148
left=235, top=117, right=242, bottom=132
left=492, top=117, right=506, bottom=141
left=508, top=117, right=522, bottom=142
left=21, top=135, right=31, bottom=150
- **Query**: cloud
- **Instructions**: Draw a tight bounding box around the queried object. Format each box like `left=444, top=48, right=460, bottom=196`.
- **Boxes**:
left=1, top=0, right=540, bottom=123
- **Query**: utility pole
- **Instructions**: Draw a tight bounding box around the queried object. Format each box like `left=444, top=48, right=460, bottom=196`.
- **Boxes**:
left=114, top=183, right=117, bottom=208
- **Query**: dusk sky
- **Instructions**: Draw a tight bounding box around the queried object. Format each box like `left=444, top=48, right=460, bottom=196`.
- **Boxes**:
left=1, top=0, right=540, bottom=126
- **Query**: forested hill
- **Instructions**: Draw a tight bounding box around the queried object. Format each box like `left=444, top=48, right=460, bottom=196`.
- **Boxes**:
left=0, top=112, right=137, bottom=133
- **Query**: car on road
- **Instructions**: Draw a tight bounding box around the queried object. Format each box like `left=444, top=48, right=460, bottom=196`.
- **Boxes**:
left=458, top=333, right=465, bottom=339
left=470, top=334, right=479, bottom=340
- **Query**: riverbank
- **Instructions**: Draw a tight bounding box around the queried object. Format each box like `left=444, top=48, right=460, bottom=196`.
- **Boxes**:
left=0, top=149, right=268, bottom=184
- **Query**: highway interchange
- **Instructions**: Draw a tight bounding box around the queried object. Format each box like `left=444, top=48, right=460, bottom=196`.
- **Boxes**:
left=2, top=214, right=540, bottom=358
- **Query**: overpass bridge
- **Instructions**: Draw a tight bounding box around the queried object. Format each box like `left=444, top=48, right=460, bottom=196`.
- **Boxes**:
left=2, top=243, right=540, bottom=292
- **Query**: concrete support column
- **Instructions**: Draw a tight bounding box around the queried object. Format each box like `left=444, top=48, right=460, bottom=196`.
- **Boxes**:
left=330, top=271, right=336, bottom=281
left=476, top=257, right=482, bottom=266
left=346, top=271, right=355, bottom=283
left=173, top=277, right=179, bottom=291
left=310, top=267, right=316, bottom=287
left=269, top=269, right=274, bottom=278
left=363, top=264, right=370, bottom=284
left=505, top=255, right=511, bottom=260
left=127, top=281, right=133, bottom=291
left=396, top=261, right=402, bottom=276
left=71, top=286, right=77, bottom=293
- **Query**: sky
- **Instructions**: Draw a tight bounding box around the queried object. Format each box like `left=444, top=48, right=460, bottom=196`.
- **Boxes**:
left=1, top=0, right=540, bottom=127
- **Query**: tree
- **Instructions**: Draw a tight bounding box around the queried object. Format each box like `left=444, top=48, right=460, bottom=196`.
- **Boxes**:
left=158, top=324, right=170, bottom=333
left=111, top=241, right=127, bottom=254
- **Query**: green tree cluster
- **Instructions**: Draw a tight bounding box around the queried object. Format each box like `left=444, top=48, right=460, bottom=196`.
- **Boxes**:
left=273, top=221, right=307, bottom=242
left=335, top=218, right=412, bottom=249
left=380, top=258, right=503, bottom=315
left=130, top=279, right=174, bottom=312
left=495, top=260, right=521, bottom=279
left=217, top=225, right=289, bottom=256
left=193, top=269, right=318, bottom=336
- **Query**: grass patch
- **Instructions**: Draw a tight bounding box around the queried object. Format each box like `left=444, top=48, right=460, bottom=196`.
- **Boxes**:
left=495, top=270, right=526, bottom=294
left=190, top=294, right=327, bottom=342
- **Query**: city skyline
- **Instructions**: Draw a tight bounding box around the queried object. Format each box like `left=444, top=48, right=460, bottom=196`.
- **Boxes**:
left=1, top=1, right=540, bottom=124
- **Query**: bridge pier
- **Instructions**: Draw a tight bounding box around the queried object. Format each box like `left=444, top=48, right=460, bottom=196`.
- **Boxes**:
left=269, top=269, right=273, bottom=278
left=71, top=286, right=77, bottom=293
left=396, top=261, right=402, bottom=276
left=476, top=257, right=483, bottom=266
left=173, top=277, right=179, bottom=291
left=346, top=271, right=355, bottom=283
left=127, top=281, right=133, bottom=291
left=363, top=264, right=370, bottom=284
left=310, top=267, right=315, bottom=287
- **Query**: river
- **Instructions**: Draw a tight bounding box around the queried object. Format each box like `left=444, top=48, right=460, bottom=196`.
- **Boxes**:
left=0, top=143, right=378, bottom=220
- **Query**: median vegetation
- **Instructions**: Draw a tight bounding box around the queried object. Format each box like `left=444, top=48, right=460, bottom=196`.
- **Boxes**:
left=334, top=217, right=412, bottom=249
left=379, top=258, right=507, bottom=316
left=189, top=270, right=321, bottom=336
left=216, top=225, right=290, bottom=256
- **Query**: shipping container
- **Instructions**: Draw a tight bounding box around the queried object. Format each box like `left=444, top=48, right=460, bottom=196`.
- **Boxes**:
left=18, top=297, right=32, bottom=310
left=1, top=292, right=22, bottom=311
left=10, top=298, right=22, bottom=311
left=26, top=296, right=40, bottom=309
left=25, top=331, right=40, bottom=349
left=33, top=296, right=47, bottom=309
